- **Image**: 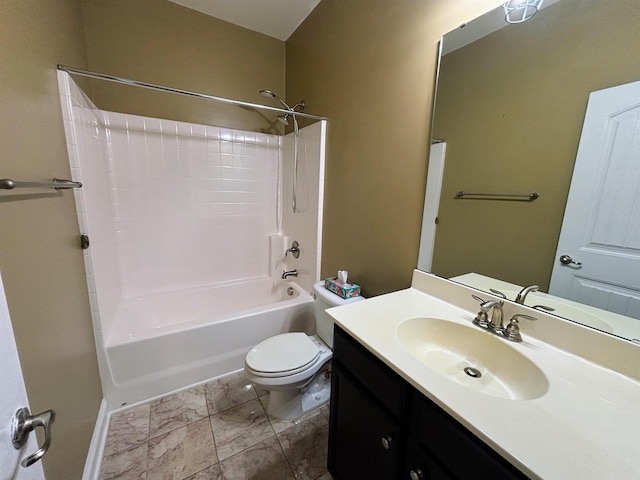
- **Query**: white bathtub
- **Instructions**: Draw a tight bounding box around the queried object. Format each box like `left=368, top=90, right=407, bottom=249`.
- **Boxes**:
left=103, top=277, right=315, bottom=407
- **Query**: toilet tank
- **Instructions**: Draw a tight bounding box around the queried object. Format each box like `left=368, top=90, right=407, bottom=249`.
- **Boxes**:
left=313, top=280, right=365, bottom=348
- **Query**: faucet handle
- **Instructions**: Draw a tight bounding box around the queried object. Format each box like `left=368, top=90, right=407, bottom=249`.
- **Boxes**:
left=471, top=295, right=490, bottom=328
left=532, top=304, right=555, bottom=312
left=513, top=313, right=537, bottom=321
left=285, top=240, right=300, bottom=258
left=489, top=288, right=507, bottom=299
left=473, top=309, right=490, bottom=328
left=504, top=314, right=537, bottom=342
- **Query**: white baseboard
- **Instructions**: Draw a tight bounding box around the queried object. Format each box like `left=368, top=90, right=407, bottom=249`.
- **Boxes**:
left=82, top=399, right=109, bottom=480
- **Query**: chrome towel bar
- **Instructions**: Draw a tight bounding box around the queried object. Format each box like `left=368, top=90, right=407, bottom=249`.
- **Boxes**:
left=0, top=178, right=82, bottom=190
left=455, top=191, right=539, bottom=201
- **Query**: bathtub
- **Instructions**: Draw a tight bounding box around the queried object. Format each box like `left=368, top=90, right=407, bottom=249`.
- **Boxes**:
left=103, top=277, right=315, bottom=407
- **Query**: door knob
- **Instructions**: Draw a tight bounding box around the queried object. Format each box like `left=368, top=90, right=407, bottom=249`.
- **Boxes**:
left=11, top=407, right=56, bottom=467
left=559, top=254, right=582, bottom=266
left=409, top=468, right=425, bottom=480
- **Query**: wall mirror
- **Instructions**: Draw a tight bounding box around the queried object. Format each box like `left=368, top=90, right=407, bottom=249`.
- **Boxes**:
left=420, top=0, right=640, bottom=342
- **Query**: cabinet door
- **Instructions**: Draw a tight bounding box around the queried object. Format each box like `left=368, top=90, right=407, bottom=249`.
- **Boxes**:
left=412, top=393, right=528, bottom=480
left=405, top=447, right=454, bottom=480
left=328, top=362, right=401, bottom=480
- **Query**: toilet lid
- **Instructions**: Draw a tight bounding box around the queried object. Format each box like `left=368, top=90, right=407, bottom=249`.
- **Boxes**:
left=246, top=332, right=320, bottom=374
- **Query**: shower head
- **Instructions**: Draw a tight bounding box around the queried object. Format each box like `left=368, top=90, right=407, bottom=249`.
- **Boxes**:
left=260, top=89, right=305, bottom=129
left=259, top=89, right=290, bottom=110
left=277, top=114, right=290, bottom=126
left=259, top=89, right=276, bottom=99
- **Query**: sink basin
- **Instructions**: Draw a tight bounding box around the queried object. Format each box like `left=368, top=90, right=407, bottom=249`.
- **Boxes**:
left=396, top=318, right=548, bottom=400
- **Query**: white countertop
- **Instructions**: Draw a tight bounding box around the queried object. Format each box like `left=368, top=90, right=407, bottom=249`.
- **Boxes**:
left=327, top=270, right=640, bottom=479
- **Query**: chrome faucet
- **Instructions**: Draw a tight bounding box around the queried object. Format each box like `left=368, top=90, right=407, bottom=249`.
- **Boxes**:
left=515, top=285, right=539, bottom=304
left=472, top=295, right=536, bottom=342
left=480, top=299, right=505, bottom=333
left=491, top=284, right=555, bottom=312
left=281, top=269, right=298, bottom=279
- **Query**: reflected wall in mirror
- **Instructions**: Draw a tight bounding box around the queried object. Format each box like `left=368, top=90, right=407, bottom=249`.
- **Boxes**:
left=422, top=0, right=640, bottom=341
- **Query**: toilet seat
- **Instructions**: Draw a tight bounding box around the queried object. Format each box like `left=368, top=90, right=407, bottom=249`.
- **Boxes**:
left=245, top=332, right=321, bottom=378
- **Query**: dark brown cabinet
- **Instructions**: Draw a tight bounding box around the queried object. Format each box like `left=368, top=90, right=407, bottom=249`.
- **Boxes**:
left=328, top=326, right=529, bottom=480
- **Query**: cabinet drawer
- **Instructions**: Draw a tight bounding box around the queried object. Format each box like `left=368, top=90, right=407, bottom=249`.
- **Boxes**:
left=413, top=393, right=528, bottom=480
left=333, top=326, right=407, bottom=418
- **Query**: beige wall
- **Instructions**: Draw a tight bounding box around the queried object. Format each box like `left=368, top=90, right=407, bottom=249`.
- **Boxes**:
left=0, top=1, right=102, bottom=478
left=81, top=0, right=286, bottom=132
left=431, top=0, right=640, bottom=290
left=286, top=0, right=501, bottom=295
left=0, top=0, right=509, bottom=476
left=1, top=1, right=287, bottom=478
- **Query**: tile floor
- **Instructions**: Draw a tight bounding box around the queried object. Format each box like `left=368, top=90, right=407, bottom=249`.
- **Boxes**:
left=98, top=371, right=332, bottom=480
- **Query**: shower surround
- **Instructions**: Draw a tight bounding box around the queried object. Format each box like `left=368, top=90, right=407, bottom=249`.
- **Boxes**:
left=58, top=72, right=326, bottom=408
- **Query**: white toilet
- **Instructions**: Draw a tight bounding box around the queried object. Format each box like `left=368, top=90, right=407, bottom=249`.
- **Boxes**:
left=244, top=280, right=364, bottom=419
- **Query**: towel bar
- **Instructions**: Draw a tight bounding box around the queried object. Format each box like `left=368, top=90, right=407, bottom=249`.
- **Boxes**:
left=0, top=178, right=82, bottom=190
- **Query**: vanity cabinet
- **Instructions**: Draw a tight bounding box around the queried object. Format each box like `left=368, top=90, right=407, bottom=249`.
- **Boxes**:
left=327, top=324, right=408, bottom=479
left=328, top=326, right=528, bottom=480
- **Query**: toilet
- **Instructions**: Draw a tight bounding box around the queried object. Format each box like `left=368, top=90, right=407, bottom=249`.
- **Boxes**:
left=244, top=280, right=364, bottom=419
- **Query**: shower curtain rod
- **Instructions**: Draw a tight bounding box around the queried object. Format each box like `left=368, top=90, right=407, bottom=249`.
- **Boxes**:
left=57, top=65, right=326, bottom=121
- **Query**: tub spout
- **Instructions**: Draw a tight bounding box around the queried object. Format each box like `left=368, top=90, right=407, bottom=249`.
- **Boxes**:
left=282, top=269, right=298, bottom=279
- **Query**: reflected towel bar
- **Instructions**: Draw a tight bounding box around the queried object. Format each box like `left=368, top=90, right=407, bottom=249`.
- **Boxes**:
left=0, top=178, right=82, bottom=190
left=455, top=191, right=539, bottom=201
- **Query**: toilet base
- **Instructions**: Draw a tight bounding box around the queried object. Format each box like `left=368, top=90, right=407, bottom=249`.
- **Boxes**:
left=265, top=365, right=331, bottom=420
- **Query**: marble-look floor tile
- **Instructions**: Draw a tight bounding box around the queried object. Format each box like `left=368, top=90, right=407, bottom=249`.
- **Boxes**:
left=103, top=403, right=150, bottom=457
left=147, top=417, right=217, bottom=480
left=278, top=414, right=329, bottom=480
left=252, top=382, right=268, bottom=397
left=253, top=392, right=269, bottom=411
left=99, top=442, right=148, bottom=480
left=319, top=403, right=330, bottom=420
left=98, top=374, right=333, bottom=479
left=210, top=398, right=275, bottom=460
left=219, top=436, right=295, bottom=480
left=263, top=396, right=327, bottom=434
left=315, top=473, right=333, bottom=480
left=184, top=463, right=223, bottom=480
left=149, top=385, right=209, bottom=438
left=204, top=371, right=258, bottom=414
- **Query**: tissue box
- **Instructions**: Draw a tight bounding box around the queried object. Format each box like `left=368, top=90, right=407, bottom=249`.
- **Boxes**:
left=324, top=277, right=361, bottom=299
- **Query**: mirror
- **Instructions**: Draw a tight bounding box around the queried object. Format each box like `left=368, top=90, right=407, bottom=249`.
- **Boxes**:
left=422, top=0, right=640, bottom=342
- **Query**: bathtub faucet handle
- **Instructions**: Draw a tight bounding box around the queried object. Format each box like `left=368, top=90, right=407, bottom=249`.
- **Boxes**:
left=285, top=241, right=300, bottom=259
left=282, top=269, right=298, bottom=279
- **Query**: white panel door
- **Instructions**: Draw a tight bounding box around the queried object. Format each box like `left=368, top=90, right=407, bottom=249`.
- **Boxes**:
left=549, top=82, right=640, bottom=320
left=0, top=273, right=46, bottom=480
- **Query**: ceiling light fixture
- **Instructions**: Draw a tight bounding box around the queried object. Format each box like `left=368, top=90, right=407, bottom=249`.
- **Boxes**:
left=503, top=0, right=544, bottom=24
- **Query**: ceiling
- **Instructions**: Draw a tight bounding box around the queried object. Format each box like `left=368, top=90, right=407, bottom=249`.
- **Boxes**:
left=444, top=0, right=562, bottom=54
left=168, top=0, right=322, bottom=41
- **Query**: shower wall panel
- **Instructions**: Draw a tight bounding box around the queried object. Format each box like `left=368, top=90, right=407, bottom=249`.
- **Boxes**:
left=102, top=114, right=280, bottom=299
left=60, top=71, right=282, bottom=309
left=282, top=121, right=326, bottom=292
